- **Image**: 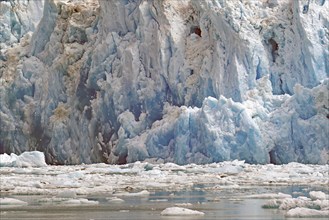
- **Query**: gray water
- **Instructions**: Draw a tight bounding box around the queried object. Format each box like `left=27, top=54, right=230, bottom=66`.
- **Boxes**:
left=1, top=186, right=327, bottom=220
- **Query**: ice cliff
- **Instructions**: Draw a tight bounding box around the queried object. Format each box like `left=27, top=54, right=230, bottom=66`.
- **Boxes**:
left=0, top=0, right=44, bottom=49
left=0, top=0, right=328, bottom=165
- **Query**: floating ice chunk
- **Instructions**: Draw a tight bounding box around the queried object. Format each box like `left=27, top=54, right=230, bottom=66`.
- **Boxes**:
left=0, top=198, right=28, bottom=206
left=244, top=193, right=292, bottom=199
left=309, top=191, right=327, bottom=200
left=161, top=163, right=186, bottom=171
left=149, top=199, right=169, bottom=202
left=52, top=179, right=82, bottom=188
left=0, top=151, right=47, bottom=167
left=114, top=190, right=150, bottom=197
left=37, top=197, right=68, bottom=204
left=79, top=198, right=99, bottom=205
left=143, top=169, right=162, bottom=176
left=174, top=203, right=193, bottom=207
left=161, top=207, right=205, bottom=216
left=313, top=199, right=329, bottom=210
left=212, top=184, right=240, bottom=189
left=62, top=198, right=99, bottom=206
left=107, top=197, right=124, bottom=203
left=278, top=197, right=312, bottom=210
left=66, top=171, right=85, bottom=179
left=0, top=154, right=16, bottom=167
left=206, top=164, right=244, bottom=175
left=62, top=199, right=81, bottom=206
left=263, top=196, right=329, bottom=212
left=285, top=207, right=329, bottom=218
left=17, top=151, right=46, bottom=167
left=262, top=199, right=281, bottom=209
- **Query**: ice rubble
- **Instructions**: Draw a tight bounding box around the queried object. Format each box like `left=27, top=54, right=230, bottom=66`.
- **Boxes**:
left=262, top=190, right=329, bottom=218
left=0, top=156, right=328, bottom=196
left=0, top=157, right=328, bottom=216
left=0, top=0, right=328, bottom=165
left=286, top=207, right=329, bottom=218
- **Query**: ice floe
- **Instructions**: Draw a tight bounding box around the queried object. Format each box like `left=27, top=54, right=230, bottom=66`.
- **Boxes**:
left=161, top=207, right=205, bottom=216
left=0, top=198, right=27, bottom=206
left=286, top=207, right=329, bottom=218
left=262, top=190, right=329, bottom=218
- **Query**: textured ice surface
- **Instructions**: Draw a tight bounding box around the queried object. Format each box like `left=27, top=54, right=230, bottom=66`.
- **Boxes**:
left=0, top=0, right=328, bottom=165
left=0, top=156, right=328, bottom=195
left=286, top=208, right=329, bottom=218
left=0, top=151, right=47, bottom=167
left=262, top=189, right=329, bottom=217
left=0, top=0, right=44, bottom=50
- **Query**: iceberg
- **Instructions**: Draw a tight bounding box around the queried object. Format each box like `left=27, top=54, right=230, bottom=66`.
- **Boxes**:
left=286, top=208, right=329, bottom=218
left=0, top=151, right=47, bottom=167
left=161, top=207, right=205, bottom=216
left=0, top=0, right=328, bottom=165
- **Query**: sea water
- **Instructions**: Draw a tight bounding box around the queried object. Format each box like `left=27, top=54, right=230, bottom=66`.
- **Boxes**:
left=1, top=185, right=327, bottom=220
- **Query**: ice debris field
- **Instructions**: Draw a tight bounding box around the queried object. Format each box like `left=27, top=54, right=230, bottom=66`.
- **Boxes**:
left=0, top=151, right=328, bottom=218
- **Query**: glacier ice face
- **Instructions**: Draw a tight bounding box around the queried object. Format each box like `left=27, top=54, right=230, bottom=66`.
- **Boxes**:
left=265, top=80, right=329, bottom=164
left=125, top=96, right=269, bottom=164
left=0, top=0, right=44, bottom=50
left=0, top=0, right=328, bottom=165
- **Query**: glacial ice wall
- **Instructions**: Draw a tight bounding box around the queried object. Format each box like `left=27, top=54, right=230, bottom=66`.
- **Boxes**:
left=0, top=0, right=44, bottom=50
left=0, top=0, right=328, bottom=165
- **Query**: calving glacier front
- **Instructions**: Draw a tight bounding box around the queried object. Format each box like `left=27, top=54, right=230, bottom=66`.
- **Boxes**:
left=0, top=0, right=328, bottom=165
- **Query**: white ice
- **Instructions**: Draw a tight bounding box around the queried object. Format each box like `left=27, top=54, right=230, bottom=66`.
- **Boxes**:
left=161, top=207, right=205, bottom=216
left=286, top=207, right=329, bottom=218
left=0, top=198, right=27, bottom=206
left=0, top=152, right=328, bottom=217
left=0, top=151, right=47, bottom=167
left=262, top=190, right=329, bottom=217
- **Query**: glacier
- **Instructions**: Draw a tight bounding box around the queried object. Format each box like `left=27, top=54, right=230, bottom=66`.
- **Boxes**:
left=0, top=0, right=328, bottom=165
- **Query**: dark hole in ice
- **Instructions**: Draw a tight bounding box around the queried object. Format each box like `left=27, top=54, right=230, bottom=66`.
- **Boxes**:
left=191, top=26, right=202, bottom=37
left=318, top=0, right=325, bottom=6
left=268, top=38, right=278, bottom=62
left=85, top=106, right=92, bottom=120
left=0, top=141, right=4, bottom=154
left=303, top=5, right=309, bottom=14
left=269, top=149, right=277, bottom=165
left=118, top=154, right=127, bottom=165
left=269, top=38, right=278, bottom=52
